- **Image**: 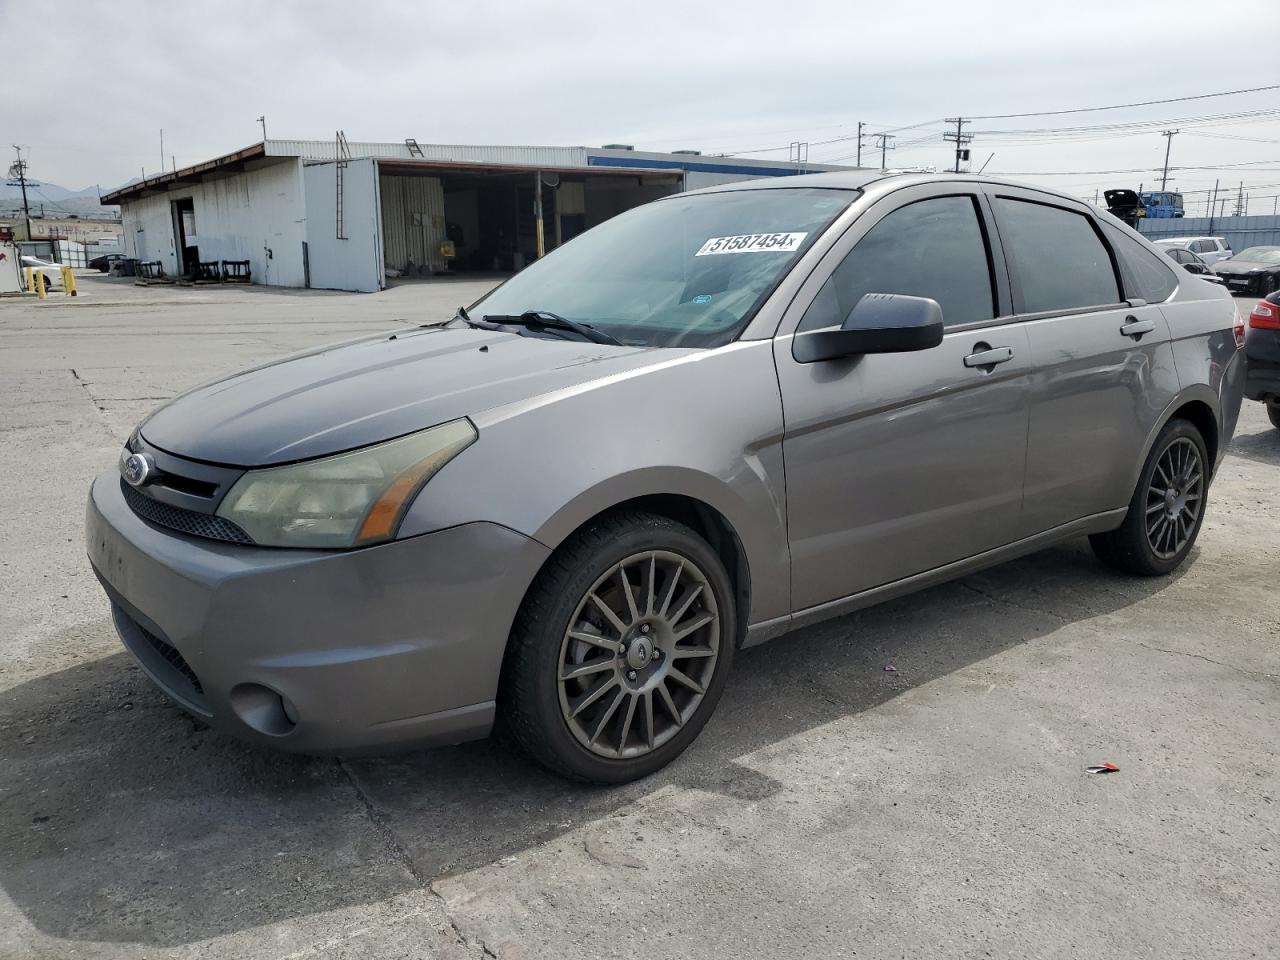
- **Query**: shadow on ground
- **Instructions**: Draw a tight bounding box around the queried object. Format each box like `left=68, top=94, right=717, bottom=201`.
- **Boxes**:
left=1227, top=416, right=1280, bottom=466
left=0, top=540, right=1182, bottom=948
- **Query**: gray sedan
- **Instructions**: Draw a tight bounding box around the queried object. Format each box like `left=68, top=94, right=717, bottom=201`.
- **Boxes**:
left=87, top=172, right=1244, bottom=783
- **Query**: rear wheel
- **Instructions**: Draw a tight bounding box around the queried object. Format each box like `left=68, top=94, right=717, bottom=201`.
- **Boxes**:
left=1268, top=403, right=1280, bottom=430
left=1090, top=418, right=1208, bottom=576
left=502, top=511, right=735, bottom=783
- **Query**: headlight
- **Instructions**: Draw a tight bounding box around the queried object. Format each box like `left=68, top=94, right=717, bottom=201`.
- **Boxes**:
left=216, top=419, right=476, bottom=548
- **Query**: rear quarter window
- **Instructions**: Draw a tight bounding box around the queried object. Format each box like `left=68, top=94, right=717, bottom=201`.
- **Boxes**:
left=994, top=198, right=1120, bottom=313
left=1102, top=223, right=1180, bottom=303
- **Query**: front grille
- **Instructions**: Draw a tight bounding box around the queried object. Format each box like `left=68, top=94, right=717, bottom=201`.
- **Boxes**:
left=136, top=623, right=203, bottom=695
left=120, top=479, right=254, bottom=545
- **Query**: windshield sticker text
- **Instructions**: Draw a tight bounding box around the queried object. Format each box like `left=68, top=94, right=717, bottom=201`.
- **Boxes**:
left=695, top=232, right=808, bottom=256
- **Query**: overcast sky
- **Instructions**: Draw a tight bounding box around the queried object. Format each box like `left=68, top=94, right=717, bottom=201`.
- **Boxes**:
left=6, top=0, right=1280, bottom=213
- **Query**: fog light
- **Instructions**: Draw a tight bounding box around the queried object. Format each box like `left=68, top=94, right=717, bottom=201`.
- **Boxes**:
left=229, top=683, right=297, bottom=737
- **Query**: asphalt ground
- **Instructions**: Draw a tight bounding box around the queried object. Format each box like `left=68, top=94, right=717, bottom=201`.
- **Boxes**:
left=1, top=275, right=1276, bottom=959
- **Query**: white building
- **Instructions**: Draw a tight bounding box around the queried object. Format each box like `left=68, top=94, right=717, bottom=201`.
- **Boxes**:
left=103, top=139, right=861, bottom=292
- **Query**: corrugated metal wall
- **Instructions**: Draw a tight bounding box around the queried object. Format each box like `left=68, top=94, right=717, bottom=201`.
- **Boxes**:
left=1139, top=215, right=1280, bottom=252
left=379, top=173, right=448, bottom=273
left=268, top=139, right=587, bottom=168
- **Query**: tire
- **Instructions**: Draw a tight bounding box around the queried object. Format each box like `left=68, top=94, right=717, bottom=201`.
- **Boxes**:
left=1268, top=403, right=1280, bottom=430
left=502, top=510, right=736, bottom=783
left=1089, top=418, right=1209, bottom=576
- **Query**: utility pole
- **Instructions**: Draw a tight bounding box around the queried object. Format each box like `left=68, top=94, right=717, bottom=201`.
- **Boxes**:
left=6, top=145, right=34, bottom=240
left=1234, top=182, right=1244, bottom=217
left=160, top=129, right=165, bottom=176
left=873, top=134, right=895, bottom=171
left=856, top=121, right=865, bottom=168
left=1208, top=179, right=1219, bottom=226
left=943, top=118, right=973, bottom=174
left=1159, top=129, right=1179, bottom=192
left=257, top=115, right=268, bottom=142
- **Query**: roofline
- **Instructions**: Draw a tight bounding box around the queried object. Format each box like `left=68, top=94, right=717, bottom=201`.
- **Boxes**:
left=102, top=142, right=268, bottom=203
left=371, top=158, right=681, bottom=178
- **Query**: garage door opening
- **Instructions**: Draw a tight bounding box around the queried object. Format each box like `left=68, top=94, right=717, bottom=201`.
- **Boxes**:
left=377, top=164, right=680, bottom=283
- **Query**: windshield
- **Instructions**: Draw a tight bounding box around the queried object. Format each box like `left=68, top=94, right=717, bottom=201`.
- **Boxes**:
left=468, top=187, right=854, bottom=348
left=1233, top=246, right=1280, bottom=264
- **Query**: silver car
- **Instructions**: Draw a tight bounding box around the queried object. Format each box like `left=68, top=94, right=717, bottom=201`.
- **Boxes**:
left=87, top=172, right=1244, bottom=783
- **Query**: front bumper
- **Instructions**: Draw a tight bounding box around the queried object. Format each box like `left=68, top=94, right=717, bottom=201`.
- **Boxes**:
left=1220, top=274, right=1275, bottom=297
left=86, top=473, right=550, bottom=754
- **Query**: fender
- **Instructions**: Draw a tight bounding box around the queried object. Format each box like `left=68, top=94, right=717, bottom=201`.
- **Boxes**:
left=1130, top=383, right=1221, bottom=493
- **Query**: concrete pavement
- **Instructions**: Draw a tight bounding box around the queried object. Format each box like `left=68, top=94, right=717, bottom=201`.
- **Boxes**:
left=1, top=276, right=1276, bottom=959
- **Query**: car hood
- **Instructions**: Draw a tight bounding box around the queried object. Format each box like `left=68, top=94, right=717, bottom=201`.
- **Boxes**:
left=1214, top=259, right=1278, bottom=275
left=140, top=325, right=671, bottom=466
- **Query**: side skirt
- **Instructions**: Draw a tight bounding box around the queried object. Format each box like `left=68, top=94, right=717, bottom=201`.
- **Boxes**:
left=741, top=508, right=1128, bottom=648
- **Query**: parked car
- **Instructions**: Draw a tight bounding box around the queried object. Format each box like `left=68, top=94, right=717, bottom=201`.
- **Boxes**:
left=86, top=172, right=1245, bottom=783
left=20, top=255, right=63, bottom=290
left=89, top=252, right=127, bottom=272
left=1213, top=245, right=1280, bottom=296
left=1163, top=246, right=1225, bottom=284
left=1154, top=236, right=1233, bottom=265
left=1243, top=290, right=1280, bottom=428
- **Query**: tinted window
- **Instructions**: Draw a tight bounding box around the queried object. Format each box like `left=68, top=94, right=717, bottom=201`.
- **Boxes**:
left=1190, top=239, right=1211, bottom=253
left=798, top=195, right=993, bottom=332
left=995, top=198, right=1119, bottom=313
left=1101, top=223, right=1179, bottom=302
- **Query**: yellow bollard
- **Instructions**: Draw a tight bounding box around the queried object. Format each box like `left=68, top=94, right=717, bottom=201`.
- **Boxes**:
left=61, top=265, right=77, bottom=296
left=33, top=269, right=47, bottom=299
left=23, top=267, right=32, bottom=293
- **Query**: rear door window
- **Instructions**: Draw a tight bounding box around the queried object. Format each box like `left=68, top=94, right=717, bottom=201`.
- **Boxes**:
left=798, top=194, right=995, bottom=331
left=1101, top=223, right=1179, bottom=303
left=994, top=198, right=1120, bottom=313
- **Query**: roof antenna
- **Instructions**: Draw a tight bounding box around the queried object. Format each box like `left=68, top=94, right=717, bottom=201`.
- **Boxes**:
left=977, top=152, right=994, bottom=175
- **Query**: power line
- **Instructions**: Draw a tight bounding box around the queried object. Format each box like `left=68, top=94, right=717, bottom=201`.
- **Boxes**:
left=967, top=83, right=1280, bottom=121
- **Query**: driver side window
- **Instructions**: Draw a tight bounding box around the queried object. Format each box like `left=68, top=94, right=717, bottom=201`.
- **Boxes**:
left=798, top=195, right=995, bottom=332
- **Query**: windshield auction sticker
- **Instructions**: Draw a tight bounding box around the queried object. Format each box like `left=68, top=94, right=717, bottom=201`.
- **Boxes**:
left=695, top=232, right=807, bottom=256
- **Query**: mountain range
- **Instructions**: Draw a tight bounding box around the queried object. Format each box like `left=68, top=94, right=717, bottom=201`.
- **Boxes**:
left=0, top=181, right=120, bottom=218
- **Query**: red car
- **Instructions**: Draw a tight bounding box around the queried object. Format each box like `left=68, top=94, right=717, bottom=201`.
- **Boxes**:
left=1244, top=290, right=1280, bottom=428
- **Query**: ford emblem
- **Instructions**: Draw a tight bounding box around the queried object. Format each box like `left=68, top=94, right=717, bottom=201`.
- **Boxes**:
left=122, top=452, right=154, bottom=487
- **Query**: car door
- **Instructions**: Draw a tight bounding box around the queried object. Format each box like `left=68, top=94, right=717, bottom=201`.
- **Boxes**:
left=988, top=188, right=1179, bottom=536
left=775, top=184, right=1032, bottom=612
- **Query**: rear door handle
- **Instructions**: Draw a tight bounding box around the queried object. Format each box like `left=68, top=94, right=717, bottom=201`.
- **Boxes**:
left=1120, top=316, right=1156, bottom=339
left=963, top=346, right=1014, bottom=368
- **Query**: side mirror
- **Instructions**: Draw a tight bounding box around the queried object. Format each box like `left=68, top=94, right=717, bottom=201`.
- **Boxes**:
left=794, top=293, right=944, bottom=363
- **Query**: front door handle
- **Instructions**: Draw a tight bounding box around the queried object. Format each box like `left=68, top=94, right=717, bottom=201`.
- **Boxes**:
left=1120, top=316, right=1156, bottom=339
left=963, top=346, right=1014, bottom=368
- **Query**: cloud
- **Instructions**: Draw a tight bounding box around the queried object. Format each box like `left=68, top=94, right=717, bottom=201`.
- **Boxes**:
left=6, top=0, right=1279, bottom=207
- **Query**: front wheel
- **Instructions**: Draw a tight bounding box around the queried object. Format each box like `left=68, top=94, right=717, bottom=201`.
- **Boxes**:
left=1267, top=403, right=1280, bottom=430
left=1090, top=418, right=1208, bottom=576
left=502, top=511, right=735, bottom=783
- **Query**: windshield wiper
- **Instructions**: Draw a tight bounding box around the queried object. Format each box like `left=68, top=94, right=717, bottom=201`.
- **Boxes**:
left=481, top=310, right=623, bottom=346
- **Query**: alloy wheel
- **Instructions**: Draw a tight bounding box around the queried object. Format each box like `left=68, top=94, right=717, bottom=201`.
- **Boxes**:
left=1145, top=436, right=1204, bottom=559
left=557, top=550, right=721, bottom=759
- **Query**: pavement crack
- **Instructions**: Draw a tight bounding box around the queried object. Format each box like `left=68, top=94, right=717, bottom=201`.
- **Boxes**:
left=1132, top=640, right=1278, bottom=682
left=956, top=580, right=1070, bottom=623
left=337, top=759, right=497, bottom=958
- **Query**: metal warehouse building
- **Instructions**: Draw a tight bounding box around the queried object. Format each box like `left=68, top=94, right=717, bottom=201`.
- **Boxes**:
left=102, top=140, right=859, bottom=292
